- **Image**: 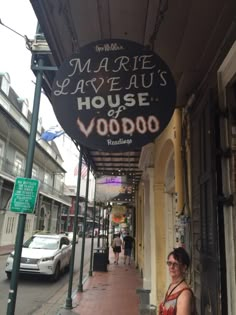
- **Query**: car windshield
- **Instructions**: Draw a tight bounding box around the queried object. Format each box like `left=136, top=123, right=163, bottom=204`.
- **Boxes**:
left=23, top=236, right=59, bottom=250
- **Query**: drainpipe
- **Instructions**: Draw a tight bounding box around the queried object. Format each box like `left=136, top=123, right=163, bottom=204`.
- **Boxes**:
left=7, top=57, right=44, bottom=315
left=89, top=181, right=97, bottom=276
left=65, top=152, right=83, bottom=309
left=174, top=109, right=184, bottom=215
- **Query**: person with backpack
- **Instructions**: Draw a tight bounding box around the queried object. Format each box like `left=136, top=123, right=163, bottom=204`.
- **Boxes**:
left=123, top=232, right=134, bottom=265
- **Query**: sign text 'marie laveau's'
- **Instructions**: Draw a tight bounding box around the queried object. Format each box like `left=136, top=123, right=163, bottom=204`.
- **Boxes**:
left=52, top=39, right=176, bottom=151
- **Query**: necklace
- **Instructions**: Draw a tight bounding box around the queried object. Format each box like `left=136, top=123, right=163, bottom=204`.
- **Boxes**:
left=171, top=278, right=184, bottom=285
left=163, top=279, right=185, bottom=305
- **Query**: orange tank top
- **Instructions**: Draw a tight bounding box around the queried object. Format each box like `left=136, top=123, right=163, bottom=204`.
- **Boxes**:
left=159, top=287, right=195, bottom=315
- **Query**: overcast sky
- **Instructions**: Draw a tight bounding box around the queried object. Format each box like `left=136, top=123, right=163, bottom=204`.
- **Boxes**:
left=0, top=1, right=77, bottom=183
left=0, top=1, right=95, bottom=193
left=0, top=0, right=58, bottom=129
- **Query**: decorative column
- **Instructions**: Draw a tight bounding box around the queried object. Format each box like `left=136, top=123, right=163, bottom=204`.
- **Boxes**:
left=147, top=168, right=157, bottom=305
left=143, top=176, right=151, bottom=290
left=48, top=200, right=54, bottom=232
left=136, top=185, right=144, bottom=272
left=57, top=204, right=62, bottom=233
left=66, top=205, right=70, bottom=232
left=154, top=182, right=166, bottom=306
left=36, top=195, right=43, bottom=230
left=174, top=109, right=184, bottom=215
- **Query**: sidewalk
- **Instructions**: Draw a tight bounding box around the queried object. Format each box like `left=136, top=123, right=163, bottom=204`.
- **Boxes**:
left=58, top=253, right=143, bottom=315
left=0, top=245, right=143, bottom=315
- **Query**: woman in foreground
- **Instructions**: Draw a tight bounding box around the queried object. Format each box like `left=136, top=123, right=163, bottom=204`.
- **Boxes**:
left=159, top=247, right=196, bottom=315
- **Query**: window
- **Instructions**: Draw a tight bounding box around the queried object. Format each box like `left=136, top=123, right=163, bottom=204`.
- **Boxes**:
left=44, top=172, right=50, bottom=185
left=32, top=164, right=39, bottom=179
left=14, top=152, right=24, bottom=176
left=54, top=174, right=64, bottom=191
left=0, top=139, right=5, bottom=170
left=21, top=98, right=29, bottom=117
left=1, top=73, right=10, bottom=96
left=61, top=237, right=69, bottom=247
left=44, top=172, right=53, bottom=186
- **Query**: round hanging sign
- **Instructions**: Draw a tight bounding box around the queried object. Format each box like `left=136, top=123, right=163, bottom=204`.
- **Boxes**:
left=52, top=39, right=176, bottom=152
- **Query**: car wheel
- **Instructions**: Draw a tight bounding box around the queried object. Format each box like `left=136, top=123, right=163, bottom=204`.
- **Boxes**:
left=51, top=263, right=60, bottom=281
left=6, top=272, right=11, bottom=280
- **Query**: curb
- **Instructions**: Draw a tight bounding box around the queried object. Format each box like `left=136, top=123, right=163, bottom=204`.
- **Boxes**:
left=32, top=262, right=91, bottom=315
left=0, top=252, right=11, bottom=256
left=0, top=247, right=14, bottom=256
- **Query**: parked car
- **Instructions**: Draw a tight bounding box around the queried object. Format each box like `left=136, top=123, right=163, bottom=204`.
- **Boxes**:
left=5, top=233, right=72, bottom=281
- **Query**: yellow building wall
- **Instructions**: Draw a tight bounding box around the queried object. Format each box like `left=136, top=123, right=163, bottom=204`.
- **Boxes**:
left=153, top=109, right=183, bottom=304
left=135, top=182, right=144, bottom=273
left=134, top=109, right=183, bottom=306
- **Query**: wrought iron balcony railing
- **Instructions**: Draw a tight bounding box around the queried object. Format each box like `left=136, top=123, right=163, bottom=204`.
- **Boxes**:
left=0, top=157, right=71, bottom=205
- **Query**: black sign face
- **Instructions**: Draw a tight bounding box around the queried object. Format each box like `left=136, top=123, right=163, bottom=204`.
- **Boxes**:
left=52, top=39, right=176, bottom=152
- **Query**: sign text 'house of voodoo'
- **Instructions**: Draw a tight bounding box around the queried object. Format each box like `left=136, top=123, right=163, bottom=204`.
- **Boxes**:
left=52, top=39, right=176, bottom=151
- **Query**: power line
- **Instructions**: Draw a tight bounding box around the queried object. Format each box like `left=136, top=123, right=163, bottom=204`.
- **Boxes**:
left=0, top=18, right=33, bottom=50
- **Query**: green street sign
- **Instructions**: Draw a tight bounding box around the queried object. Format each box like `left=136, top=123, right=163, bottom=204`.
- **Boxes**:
left=10, top=177, right=40, bottom=213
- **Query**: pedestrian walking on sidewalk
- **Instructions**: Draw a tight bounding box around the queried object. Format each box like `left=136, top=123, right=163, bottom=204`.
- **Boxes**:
left=123, top=232, right=134, bottom=265
left=159, top=247, right=196, bottom=315
left=111, top=233, right=123, bottom=264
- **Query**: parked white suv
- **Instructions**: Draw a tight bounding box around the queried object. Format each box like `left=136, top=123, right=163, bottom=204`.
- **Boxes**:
left=5, top=233, right=72, bottom=281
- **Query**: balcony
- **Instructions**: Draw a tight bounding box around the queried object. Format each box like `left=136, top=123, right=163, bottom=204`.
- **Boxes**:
left=0, top=157, right=71, bottom=205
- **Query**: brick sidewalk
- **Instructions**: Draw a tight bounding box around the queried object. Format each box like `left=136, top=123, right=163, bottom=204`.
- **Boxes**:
left=73, top=263, right=141, bottom=315
left=0, top=245, right=144, bottom=315
left=57, top=252, right=143, bottom=315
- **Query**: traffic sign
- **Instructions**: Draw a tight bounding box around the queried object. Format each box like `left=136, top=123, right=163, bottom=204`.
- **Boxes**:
left=10, top=177, right=40, bottom=213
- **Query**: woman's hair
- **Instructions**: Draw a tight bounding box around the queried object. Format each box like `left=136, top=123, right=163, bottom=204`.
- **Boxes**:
left=168, top=247, right=190, bottom=268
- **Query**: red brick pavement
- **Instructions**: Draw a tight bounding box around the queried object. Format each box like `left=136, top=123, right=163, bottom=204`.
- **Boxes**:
left=71, top=254, right=142, bottom=315
left=0, top=245, right=144, bottom=315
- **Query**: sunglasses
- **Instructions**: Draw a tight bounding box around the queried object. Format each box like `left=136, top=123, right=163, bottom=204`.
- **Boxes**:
left=166, top=261, right=181, bottom=268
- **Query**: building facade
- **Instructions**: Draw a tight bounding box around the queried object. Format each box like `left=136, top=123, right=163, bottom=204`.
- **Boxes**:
left=137, top=42, right=236, bottom=314
left=26, top=1, right=236, bottom=313
left=0, top=72, right=71, bottom=246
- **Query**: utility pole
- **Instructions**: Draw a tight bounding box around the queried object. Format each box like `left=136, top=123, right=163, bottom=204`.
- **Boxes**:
left=78, top=162, right=90, bottom=292
left=89, top=183, right=97, bottom=276
left=65, top=151, right=83, bottom=309
left=7, top=58, right=44, bottom=314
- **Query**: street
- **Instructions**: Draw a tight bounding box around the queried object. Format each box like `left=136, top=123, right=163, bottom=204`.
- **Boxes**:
left=0, top=238, right=93, bottom=315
